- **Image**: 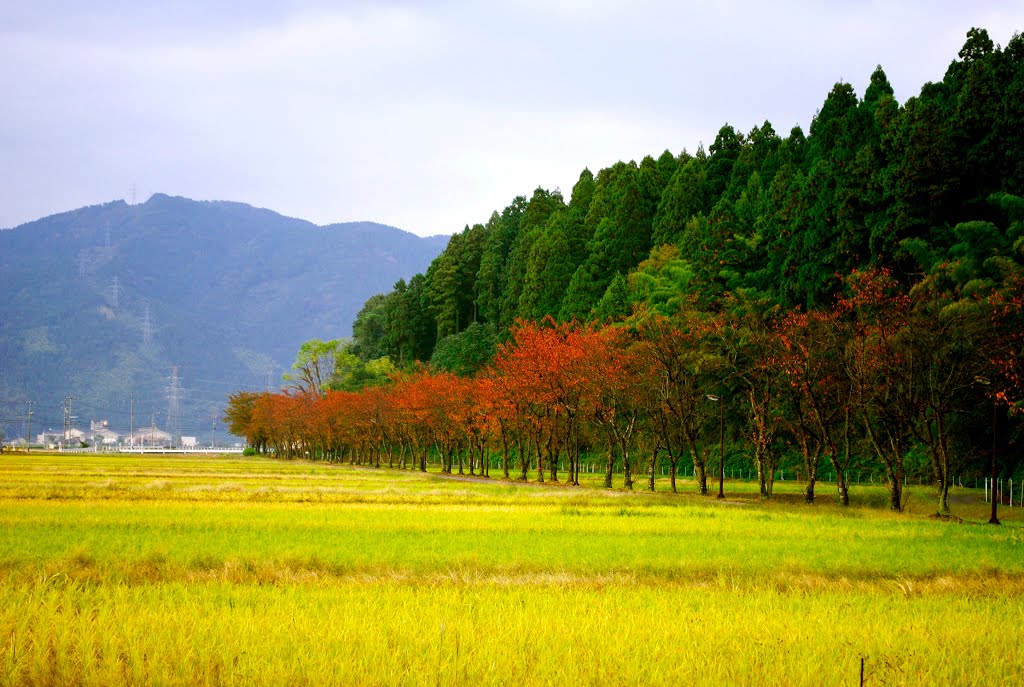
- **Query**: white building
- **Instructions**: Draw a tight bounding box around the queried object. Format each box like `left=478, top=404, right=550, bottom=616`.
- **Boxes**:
left=91, top=428, right=121, bottom=445
left=132, top=425, right=173, bottom=447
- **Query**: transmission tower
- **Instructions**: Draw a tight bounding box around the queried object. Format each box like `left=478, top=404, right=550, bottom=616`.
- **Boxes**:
left=142, top=303, right=153, bottom=345
left=108, top=276, right=121, bottom=310
left=166, top=366, right=182, bottom=447
left=62, top=395, right=76, bottom=450
left=104, top=222, right=111, bottom=250
left=78, top=250, right=88, bottom=279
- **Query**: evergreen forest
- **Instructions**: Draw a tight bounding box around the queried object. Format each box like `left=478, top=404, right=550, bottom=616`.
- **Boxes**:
left=229, top=28, right=1024, bottom=515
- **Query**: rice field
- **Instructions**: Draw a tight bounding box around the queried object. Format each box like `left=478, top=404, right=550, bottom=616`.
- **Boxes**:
left=1, top=452, right=1022, bottom=686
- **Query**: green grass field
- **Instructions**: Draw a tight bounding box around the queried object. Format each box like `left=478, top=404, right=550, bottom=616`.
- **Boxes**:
left=1, top=453, right=1022, bottom=685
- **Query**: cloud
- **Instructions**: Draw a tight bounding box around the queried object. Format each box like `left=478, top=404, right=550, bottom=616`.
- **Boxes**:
left=2, top=1, right=1023, bottom=234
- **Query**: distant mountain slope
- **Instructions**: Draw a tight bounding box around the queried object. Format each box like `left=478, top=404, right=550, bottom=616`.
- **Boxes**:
left=0, top=194, right=447, bottom=441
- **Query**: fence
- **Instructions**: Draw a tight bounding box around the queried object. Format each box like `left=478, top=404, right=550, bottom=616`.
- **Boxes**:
left=984, top=478, right=1020, bottom=507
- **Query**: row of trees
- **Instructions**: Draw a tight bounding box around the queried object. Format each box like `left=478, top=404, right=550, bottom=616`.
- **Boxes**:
left=228, top=269, right=1023, bottom=515
left=227, top=28, right=1023, bottom=517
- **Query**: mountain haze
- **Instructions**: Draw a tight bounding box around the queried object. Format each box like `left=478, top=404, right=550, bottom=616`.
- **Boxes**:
left=0, top=194, right=447, bottom=441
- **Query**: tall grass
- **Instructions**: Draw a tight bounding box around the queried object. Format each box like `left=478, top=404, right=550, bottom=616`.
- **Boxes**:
left=0, top=453, right=1021, bottom=685
left=2, top=579, right=1021, bottom=686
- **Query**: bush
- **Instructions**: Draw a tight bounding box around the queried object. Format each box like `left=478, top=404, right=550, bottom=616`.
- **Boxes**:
left=242, top=447, right=257, bottom=456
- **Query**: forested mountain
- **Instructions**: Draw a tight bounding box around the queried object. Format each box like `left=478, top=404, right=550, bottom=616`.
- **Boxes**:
left=351, top=28, right=1024, bottom=370
left=0, top=194, right=446, bottom=441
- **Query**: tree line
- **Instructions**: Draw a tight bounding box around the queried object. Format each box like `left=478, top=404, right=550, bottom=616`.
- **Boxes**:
left=350, top=29, right=1024, bottom=379
left=226, top=28, right=1024, bottom=514
left=226, top=266, right=1023, bottom=516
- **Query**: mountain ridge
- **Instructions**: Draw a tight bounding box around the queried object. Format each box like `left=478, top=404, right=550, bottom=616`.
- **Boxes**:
left=0, top=194, right=447, bottom=442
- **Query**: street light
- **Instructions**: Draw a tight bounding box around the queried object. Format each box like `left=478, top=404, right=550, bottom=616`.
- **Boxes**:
left=974, top=377, right=1000, bottom=525
left=707, top=395, right=725, bottom=499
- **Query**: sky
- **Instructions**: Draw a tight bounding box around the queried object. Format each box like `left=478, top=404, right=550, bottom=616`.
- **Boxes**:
left=2, top=1, right=1023, bottom=237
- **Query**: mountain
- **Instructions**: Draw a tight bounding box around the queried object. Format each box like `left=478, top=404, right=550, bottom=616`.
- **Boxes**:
left=0, top=194, right=448, bottom=443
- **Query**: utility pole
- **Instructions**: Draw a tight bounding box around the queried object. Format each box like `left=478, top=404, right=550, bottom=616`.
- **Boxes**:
left=26, top=401, right=34, bottom=453
left=129, top=391, right=135, bottom=451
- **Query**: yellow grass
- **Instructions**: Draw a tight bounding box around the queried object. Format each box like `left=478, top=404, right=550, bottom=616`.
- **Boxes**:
left=0, top=453, right=1021, bottom=685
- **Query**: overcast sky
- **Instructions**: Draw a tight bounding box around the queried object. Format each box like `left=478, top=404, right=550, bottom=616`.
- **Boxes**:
left=2, top=1, right=1022, bottom=236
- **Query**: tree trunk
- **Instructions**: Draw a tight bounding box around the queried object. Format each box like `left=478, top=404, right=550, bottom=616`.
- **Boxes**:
left=863, top=419, right=904, bottom=512
left=568, top=430, right=581, bottom=486
left=824, top=413, right=852, bottom=506
left=836, top=475, right=849, bottom=506
left=686, top=437, right=708, bottom=495
left=756, top=445, right=778, bottom=499
left=887, top=468, right=904, bottom=512
left=936, top=479, right=951, bottom=516
left=547, top=435, right=559, bottom=483
left=622, top=439, right=633, bottom=491
left=501, top=433, right=510, bottom=479
left=801, top=444, right=822, bottom=504
left=534, top=434, right=544, bottom=483
left=930, top=417, right=953, bottom=517
left=518, top=440, right=529, bottom=481
left=826, top=456, right=850, bottom=506
left=647, top=446, right=659, bottom=492
left=604, top=447, right=615, bottom=489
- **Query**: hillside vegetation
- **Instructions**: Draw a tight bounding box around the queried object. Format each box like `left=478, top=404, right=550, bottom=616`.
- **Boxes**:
left=0, top=194, right=445, bottom=439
